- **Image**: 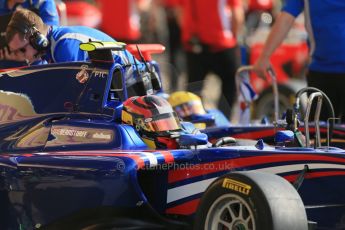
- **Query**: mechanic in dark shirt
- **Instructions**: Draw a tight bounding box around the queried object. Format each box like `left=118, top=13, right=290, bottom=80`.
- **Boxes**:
left=0, top=0, right=59, bottom=68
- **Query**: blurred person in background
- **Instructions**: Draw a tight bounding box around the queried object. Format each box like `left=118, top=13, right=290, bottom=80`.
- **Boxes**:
left=155, top=0, right=185, bottom=92
left=243, top=0, right=278, bottom=34
left=0, top=0, right=59, bottom=68
left=176, top=0, right=244, bottom=119
left=62, top=0, right=101, bottom=28
left=253, top=0, right=345, bottom=121
left=95, top=0, right=151, bottom=44
left=0, top=0, right=59, bottom=25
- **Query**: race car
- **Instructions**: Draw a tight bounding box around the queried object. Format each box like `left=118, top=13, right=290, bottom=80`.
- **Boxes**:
left=169, top=66, right=345, bottom=148
left=1, top=42, right=345, bottom=230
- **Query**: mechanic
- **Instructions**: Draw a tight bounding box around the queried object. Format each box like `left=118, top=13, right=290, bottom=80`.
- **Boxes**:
left=0, top=0, right=59, bottom=68
left=253, top=1, right=345, bottom=121
left=5, top=9, right=144, bottom=72
left=176, top=0, right=244, bottom=119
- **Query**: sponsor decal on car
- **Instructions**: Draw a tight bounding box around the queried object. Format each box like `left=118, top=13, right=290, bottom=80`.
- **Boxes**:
left=92, top=132, right=112, bottom=140
left=93, top=70, right=107, bottom=78
left=222, top=178, right=251, bottom=195
left=51, top=128, right=88, bottom=137
left=48, top=126, right=114, bottom=146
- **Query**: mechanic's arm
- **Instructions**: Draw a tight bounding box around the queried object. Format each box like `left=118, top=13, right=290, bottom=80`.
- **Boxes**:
left=253, top=12, right=295, bottom=79
left=231, top=3, right=244, bottom=39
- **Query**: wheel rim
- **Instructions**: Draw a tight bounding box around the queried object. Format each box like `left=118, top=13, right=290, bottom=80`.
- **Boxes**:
left=204, top=193, right=256, bottom=230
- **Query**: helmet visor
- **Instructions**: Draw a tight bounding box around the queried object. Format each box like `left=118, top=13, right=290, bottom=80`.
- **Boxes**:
left=144, top=113, right=181, bottom=132
left=174, top=101, right=206, bottom=118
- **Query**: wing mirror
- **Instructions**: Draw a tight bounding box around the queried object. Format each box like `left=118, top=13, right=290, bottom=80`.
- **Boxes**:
left=178, top=133, right=208, bottom=147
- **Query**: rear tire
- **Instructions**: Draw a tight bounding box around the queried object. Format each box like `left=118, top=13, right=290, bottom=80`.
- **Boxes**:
left=253, top=84, right=295, bottom=121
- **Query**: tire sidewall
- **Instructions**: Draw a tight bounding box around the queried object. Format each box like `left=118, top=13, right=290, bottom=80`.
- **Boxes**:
left=194, top=173, right=273, bottom=230
left=253, top=85, right=295, bottom=120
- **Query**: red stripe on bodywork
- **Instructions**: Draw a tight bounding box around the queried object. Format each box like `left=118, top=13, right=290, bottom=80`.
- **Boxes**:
left=231, top=129, right=276, bottom=139
left=211, top=127, right=345, bottom=142
left=160, top=151, right=174, bottom=163
left=302, top=127, right=345, bottom=136
left=0, top=66, right=25, bottom=72
left=168, top=154, right=345, bottom=183
left=166, top=198, right=200, bottom=215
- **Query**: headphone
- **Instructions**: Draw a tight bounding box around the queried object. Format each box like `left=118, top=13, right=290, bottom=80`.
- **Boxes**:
left=8, top=21, right=49, bottom=52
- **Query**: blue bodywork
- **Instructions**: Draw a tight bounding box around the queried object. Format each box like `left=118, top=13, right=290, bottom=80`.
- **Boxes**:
left=1, top=55, right=345, bottom=229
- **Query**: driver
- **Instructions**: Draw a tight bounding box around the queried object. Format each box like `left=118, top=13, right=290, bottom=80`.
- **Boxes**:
left=122, top=95, right=183, bottom=149
left=168, top=91, right=215, bottom=129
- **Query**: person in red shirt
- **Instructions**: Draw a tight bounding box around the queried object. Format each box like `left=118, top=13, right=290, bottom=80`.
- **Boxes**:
left=176, top=0, right=244, bottom=118
left=247, top=0, right=274, bottom=13
left=96, top=0, right=150, bottom=43
left=245, top=0, right=277, bottom=34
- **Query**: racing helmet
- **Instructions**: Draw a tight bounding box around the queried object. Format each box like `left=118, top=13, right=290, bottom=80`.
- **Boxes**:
left=168, top=91, right=214, bottom=128
left=122, top=95, right=182, bottom=149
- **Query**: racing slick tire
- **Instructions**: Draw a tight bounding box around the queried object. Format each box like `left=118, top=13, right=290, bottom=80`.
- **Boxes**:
left=253, top=84, right=296, bottom=121
left=253, top=78, right=307, bottom=121
left=193, top=171, right=308, bottom=230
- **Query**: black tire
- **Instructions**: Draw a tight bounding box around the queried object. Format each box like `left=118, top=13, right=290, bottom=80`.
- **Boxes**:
left=253, top=84, right=296, bottom=121
left=194, top=171, right=308, bottom=230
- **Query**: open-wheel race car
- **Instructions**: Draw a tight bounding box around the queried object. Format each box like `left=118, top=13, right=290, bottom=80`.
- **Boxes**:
left=1, top=42, right=345, bottom=230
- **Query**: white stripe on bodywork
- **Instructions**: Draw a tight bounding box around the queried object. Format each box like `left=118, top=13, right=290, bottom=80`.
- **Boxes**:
left=167, top=177, right=217, bottom=203
left=140, top=152, right=158, bottom=167
left=167, top=163, right=345, bottom=204
left=0, top=162, right=16, bottom=169
left=255, top=163, right=345, bottom=174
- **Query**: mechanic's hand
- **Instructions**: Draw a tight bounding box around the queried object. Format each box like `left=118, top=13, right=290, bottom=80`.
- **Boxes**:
left=76, top=68, right=89, bottom=83
left=0, top=47, right=26, bottom=61
left=0, top=47, right=9, bottom=60
left=252, top=56, right=271, bottom=81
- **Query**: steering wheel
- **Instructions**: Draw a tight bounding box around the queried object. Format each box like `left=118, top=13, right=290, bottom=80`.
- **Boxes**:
left=213, top=137, right=237, bottom=147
